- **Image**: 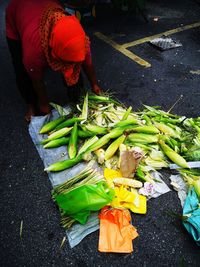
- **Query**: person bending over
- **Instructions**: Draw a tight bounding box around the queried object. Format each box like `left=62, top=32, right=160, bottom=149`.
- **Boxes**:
left=6, top=0, right=101, bottom=121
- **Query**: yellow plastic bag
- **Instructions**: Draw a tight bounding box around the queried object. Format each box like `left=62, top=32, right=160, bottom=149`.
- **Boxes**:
left=98, top=206, right=138, bottom=253
left=104, top=168, right=147, bottom=214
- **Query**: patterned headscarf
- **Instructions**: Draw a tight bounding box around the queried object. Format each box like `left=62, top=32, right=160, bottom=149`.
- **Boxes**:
left=40, top=3, right=90, bottom=86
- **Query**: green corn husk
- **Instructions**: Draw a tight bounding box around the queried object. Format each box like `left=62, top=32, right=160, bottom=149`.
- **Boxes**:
left=159, top=140, right=189, bottom=168
left=105, top=134, right=126, bottom=160
left=127, top=133, right=159, bottom=144
left=185, top=149, right=200, bottom=161
left=52, top=166, right=94, bottom=196
left=88, top=94, right=120, bottom=105
left=54, top=117, right=83, bottom=131
left=129, top=125, right=160, bottom=134
left=44, top=154, right=83, bottom=172
left=87, top=135, right=111, bottom=152
left=78, top=129, right=96, bottom=138
left=122, top=106, right=132, bottom=121
left=41, top=127, right=72, bottom=144
left=107, top=127, right=125, bottom=139
left=68, top=122, right=78, bottom=159
left=83, top=124, right=107, bottom=135
left=39, top=116, right=66, bottom=134
left=135, top=166, right=154, bottom=183
left=141, top=114, right=152, bottom=125
left=193, top=180, right=200, bottom=199
left=78, top=136, right=99, bottom=155
left=81, top=93, right=88, bottom=121
left=113, top=118, right=138, bottom=128
left=43, top=137, right=70, bottom=149
left=154, top=116, right=184, bottom=125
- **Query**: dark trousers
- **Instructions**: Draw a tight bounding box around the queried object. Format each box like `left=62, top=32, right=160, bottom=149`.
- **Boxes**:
left=6, top=37, right=38, bottom=105
left=7, top=37, right=84, bottom=106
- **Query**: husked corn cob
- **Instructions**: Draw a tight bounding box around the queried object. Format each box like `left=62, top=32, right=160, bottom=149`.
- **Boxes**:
left=39, top=116, right=66, bottom=134
left=113, top=177, right=143, bottom=188
left=159, top=140, right=189, bottom=168
left=43, top=137, right=69, bottom=149
left=68, top=122, right=78, bottom=159
left=41, top=127, right=72, bottom=144
left=105, top=134, right=126, bottom=160
left=94, top=148, right=105, bottom=164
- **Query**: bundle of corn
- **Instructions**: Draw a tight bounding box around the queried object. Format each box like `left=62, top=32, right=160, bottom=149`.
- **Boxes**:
left=39, top=93, right=200, bottom=186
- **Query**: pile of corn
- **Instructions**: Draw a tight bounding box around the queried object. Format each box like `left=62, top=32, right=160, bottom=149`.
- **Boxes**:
left=39, top=93, right=200, bottom=206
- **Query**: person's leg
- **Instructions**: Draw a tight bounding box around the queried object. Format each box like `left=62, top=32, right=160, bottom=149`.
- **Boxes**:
left=6, top=37, right=38, bottom=121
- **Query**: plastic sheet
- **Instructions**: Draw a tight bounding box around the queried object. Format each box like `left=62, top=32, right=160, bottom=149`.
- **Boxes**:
left=28, top=111, right=100, bottom=248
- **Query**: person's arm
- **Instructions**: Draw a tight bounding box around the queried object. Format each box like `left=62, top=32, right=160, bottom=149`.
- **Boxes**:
left=82, top=51, right=102, bottom=94
left=32, top=79, right=51, bottom=114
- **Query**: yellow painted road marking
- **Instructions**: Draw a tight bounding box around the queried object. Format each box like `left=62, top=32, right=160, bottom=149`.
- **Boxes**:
left=94, top=21, right=200, bottom=67
left=190, top=70, right=200, bottom=75
left=122, top=21, right=200, bottom=48
left=94, top=32, right=151, bottom=67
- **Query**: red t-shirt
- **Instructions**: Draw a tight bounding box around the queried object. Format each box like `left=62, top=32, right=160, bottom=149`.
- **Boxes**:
left=6, top=0, right=91, bottom=81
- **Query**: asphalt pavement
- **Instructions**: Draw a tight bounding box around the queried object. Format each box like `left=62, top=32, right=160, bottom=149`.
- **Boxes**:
left=0, top=0, right=200, bottom=266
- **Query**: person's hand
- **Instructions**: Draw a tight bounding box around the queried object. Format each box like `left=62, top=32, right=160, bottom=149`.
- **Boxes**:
left=92, top=84, right=102, bottom=95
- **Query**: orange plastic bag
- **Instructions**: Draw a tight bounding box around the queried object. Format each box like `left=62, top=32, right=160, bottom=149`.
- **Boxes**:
left=98, top=206, right=138, bottom=253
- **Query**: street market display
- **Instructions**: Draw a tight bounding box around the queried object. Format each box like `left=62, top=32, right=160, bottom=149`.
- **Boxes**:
left=39, top=93, right=200, bottom=251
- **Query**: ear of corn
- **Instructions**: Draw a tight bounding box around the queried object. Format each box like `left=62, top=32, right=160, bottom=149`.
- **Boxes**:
left=54, top=117, right=83, bottom=131
left=87, top=135, right=111, bottom=152
left=154, top=122, right=181, bottom=139
left=88, top=94, right=120, bottom=105
left=41, top=127, right=72, bottom=144
left=43, top=137, right=70, bottom=149
left=83, top=124, right=107, bottom=135
left=44, top=154, right=83, bottom=172
left=127, top=133, right=159, bottom=144
left=113, top=118, right=138, bottom=128
left=107, top=127, right=125, bottom=139
left=159, top=140, right=189, bottom=168
left=122, top=106, right=132, bottom=120
left=94, top=148, right=105, bottom=164
left=39, top=116, right=66, bottom=134
left=113, top=177, right=143, bottom=188
left=105, top=134, right=126, bottom=160
left=68, top=122, right=78, bottom=159
left=141, top=114, right=152, bottom=125
left=78, top=136, right=99, bottom=155
left=78, top=129, right=96, bottom=138
left=129, top=125, right=160, bottom=134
